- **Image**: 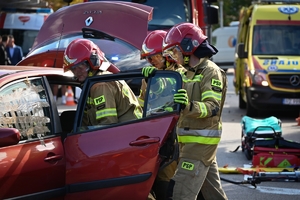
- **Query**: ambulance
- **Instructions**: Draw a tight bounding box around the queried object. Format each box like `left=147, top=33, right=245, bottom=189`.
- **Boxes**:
left=211, top=21, right=239, bottom=72
left=0, top=7, right=53, bottom=56
left=234, top=0, right=300, bottom=116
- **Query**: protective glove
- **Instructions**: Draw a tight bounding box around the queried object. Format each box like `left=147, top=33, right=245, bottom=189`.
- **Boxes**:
left=173, top=89, right=188, bottom=110
left=142, top=66, right=157, bottom=78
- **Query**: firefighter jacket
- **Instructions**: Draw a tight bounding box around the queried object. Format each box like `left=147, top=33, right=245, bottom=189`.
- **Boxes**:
left=82, top=71, right=142, bottom=126
left=177, top=58, right=228, bottom=166
left=138, top=63, right=187, bottom=107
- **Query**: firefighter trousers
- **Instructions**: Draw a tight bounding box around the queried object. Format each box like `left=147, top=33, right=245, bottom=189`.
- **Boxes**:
left=170, top=158, right=227, bottom=200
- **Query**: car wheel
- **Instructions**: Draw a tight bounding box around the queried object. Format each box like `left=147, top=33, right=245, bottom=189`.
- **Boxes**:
left=239, top=91, right=246, bottom=109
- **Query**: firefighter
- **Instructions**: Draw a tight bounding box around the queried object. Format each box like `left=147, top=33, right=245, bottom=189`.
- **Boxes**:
left=162, top=22, right=228, bottom=200
left=63, top=38, right=142, bottom=126
left=140, top=30, right=186, bottom=200
left=139, top=30, right=186, bottom=108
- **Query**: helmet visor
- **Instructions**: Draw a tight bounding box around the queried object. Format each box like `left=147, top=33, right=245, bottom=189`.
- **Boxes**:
left=70, top=61, right=89, bottom=73
left=163, top=45, right=182, bottom=63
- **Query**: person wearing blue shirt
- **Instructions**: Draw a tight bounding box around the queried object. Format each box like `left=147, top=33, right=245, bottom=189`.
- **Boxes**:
left=6, top=35, right=23, bottom=65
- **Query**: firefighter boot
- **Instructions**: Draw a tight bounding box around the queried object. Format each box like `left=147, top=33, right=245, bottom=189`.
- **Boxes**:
left=152, top=180, right=169, bottom=200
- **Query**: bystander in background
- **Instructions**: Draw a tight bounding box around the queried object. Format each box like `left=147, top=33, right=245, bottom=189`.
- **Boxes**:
left=0, top=35, right=10, bottom=65
left=6, top=35, right=23, bottom=65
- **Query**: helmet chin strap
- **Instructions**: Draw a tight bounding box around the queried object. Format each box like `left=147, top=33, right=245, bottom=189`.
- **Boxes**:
left=190, top=57, right=206, bottom=69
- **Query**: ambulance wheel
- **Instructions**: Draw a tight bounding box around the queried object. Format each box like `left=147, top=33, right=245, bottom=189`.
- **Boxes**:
left=239, top=92, right=246, bottom=109
left=241, top=132, right=245, bottom=152
left=244, top=149, right=252, bottom=160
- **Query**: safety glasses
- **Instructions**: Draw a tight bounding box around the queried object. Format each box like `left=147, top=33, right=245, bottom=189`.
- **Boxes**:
left=162, top=45, right=182, bottom=62
left=70, top=61, right=89, bottom=73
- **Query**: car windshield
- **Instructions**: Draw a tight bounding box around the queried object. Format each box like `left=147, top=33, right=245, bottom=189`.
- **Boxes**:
left=88, top=0, right=191, bottom=29
left=252, top=25, right=300, bottom=56
left=28, top=34, right=149, bottom=71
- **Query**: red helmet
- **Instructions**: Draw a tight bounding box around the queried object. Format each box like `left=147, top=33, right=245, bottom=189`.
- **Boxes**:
left=63, top=38, right=105, bottom=72
left=162, top=23, right=207, bottom=57
left=140, top=30, right=167, bottom=59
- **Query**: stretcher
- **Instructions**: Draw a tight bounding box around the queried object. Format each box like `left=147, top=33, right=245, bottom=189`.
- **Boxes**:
left=241, top=116, right=300, bottom=167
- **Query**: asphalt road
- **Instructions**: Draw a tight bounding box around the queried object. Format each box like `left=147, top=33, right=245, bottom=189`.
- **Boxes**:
left=217, top=69, right=300, bottom=200
left=57, top=69, right=300, bottom=199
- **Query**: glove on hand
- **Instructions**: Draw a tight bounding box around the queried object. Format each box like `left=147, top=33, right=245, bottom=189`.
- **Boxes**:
left=174, top=89, right=188, bottom=109
left=142, top=66, right=156, bottom=77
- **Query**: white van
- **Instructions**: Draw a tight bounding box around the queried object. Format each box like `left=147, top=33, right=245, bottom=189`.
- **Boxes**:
left=211, top=22, right=239, bottom=72
left=0, top=7, right=53, bottom=56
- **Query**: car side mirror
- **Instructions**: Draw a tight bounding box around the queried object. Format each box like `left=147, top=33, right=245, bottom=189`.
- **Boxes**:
left=0, top=128, right=21, bottom=147
left=237, top=43, right=248, bottom=59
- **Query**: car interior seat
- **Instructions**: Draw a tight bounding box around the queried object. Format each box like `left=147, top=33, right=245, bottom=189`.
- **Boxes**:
left=60, top=110, right=76, bottom=133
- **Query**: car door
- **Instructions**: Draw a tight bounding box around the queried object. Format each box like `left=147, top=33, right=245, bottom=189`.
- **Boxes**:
left=64, top=71, right=182, bottom=200
left=0, top=77, right=65, bottom=199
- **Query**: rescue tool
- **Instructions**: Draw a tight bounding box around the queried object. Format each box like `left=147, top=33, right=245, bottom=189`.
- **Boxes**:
left=220, top=170, right=300, bottom=188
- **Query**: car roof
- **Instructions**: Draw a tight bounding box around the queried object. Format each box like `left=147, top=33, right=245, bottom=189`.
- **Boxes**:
left=0, top=66, right=76, bottom=87
left=31, top=1, right=153, bottom=52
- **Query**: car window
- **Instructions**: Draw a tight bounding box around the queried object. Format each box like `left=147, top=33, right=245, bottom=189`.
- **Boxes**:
left=74, top=71, right=181, bottom=132
left=0, top=77, right=52, bottom=141
left=28, top=34, right=149, bottom=71
left=145, top=76, right=177, bottom=116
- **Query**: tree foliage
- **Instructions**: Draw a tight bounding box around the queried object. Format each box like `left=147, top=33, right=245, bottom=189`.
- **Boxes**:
left=46, top=0, right=84, bottom=11
left=221, top=0, right=253, bottom=26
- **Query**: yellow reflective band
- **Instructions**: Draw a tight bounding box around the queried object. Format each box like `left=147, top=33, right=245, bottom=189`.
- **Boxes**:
left=198, top=102, right=208, bottom=118
left=154, top=79, right=165, bottom=94
left=182, top=74, right=203, bottom=83
left=211, top=79, right=222, bottom=88
left=164, top=107, right=173, bottom=112
left=134, top=107, right=142, bottom=119
left=138, top=97, right=144, bottom=107
left=166, top=78, right=176, bottom=85
left=178, top=135, right=221, bottom=145
left=87, top=97, right=94, bottom=105
left=96, top=108, right=117, bottom=119
left=94, top=95, right=105, bottom=105
left=201, top=90, right=222, bottom=101
left=181, top=161, right=194, bottom=170
left=122, top=86, right=130, bottom=98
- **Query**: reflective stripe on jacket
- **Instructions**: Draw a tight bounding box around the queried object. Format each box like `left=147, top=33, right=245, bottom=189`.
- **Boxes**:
left=83, top=72, right=142, bottom=126
left=138, top=63, right=187, bottom=107
left=177, top=59, right=228, bottom=145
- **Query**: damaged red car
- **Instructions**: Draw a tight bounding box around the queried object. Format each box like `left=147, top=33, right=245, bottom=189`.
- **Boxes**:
left=1, top=1, right=181, bottom=199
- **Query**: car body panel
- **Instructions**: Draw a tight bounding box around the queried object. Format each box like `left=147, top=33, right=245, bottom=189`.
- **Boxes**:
left=64, top=116, right=178, bottom=199
left=0, top=138, right=65, bottom=199
left=0, top=66, right=182, bottom=199
left=31, top=2, right=152, bottom=51
left=0, top=66, right=68, bottom=199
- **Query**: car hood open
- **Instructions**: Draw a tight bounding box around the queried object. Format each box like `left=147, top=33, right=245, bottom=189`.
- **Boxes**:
left=30, top=1, right=153, bottom=52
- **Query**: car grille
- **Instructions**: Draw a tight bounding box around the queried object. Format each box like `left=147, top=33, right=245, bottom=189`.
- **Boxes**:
left=269, top=74, right=300, bottom=89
